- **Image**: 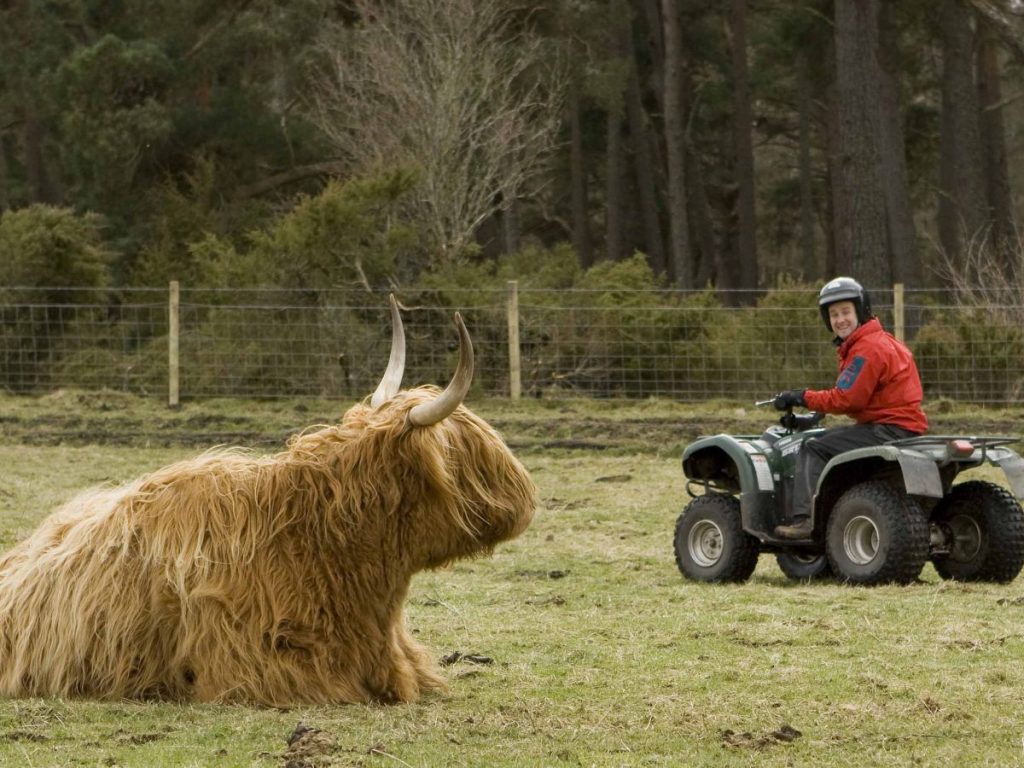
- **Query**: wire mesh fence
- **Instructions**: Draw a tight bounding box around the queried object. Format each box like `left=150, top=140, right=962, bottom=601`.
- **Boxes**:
left=1, top=284, right=1022, bottom=403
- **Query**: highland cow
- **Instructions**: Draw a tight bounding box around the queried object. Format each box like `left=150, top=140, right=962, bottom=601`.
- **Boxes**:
left=0, top=298, right=536, bottom=706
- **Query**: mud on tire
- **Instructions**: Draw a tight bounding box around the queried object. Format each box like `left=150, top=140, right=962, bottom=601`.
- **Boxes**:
left=673, top=494, right=758, bottom=583
left=826, top=480, right=929, bottom=586
left=930, top=480, right=1024, bottom=583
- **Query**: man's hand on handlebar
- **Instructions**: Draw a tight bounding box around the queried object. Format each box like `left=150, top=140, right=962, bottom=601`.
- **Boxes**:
left=772, top=389, right=807, bottom=411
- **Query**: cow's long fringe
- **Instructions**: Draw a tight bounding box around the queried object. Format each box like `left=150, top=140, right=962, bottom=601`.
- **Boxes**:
left=0, top=388, right=536, bottom=706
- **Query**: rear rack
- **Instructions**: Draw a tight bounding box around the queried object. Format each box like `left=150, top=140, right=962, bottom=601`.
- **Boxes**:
left=891, top=435, right=1020, bottom=450
left=891, top=435, right=1019, bottom=464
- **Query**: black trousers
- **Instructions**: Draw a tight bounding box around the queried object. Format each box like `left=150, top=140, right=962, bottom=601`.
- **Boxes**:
left=789, top=423, right=919, bottom=522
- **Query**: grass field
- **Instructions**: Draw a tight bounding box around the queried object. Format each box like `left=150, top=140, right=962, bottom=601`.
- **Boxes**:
left=1, top=393, right=1023, bottom=767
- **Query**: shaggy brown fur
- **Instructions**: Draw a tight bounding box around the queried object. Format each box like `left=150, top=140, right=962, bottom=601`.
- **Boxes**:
left=0, top=388, right=535, bottom=706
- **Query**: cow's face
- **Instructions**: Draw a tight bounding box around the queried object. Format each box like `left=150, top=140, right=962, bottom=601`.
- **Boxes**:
left=340, top=389, right=535, bottom=569
left=340, top=296, right=536, bottom=568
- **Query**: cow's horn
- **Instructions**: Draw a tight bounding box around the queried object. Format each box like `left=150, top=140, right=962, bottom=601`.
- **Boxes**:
left=370, top=294, right=406, bottom=407
left=408, top=312, right=474, bottom=426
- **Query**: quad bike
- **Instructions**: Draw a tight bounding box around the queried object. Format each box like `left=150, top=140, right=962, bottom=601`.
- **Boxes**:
left=673, top=402, right=1024, bottom=586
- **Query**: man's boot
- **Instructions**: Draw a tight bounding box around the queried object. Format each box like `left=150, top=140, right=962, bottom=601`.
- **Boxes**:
left=774, top=517, right=813, bottom=539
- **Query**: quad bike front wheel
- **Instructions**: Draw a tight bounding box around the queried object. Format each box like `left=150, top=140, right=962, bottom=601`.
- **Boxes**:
left=673, top=494, right=759, bottom=583
left=825, top=480, right=929, bottom=585
left=930, top=480, right=1024, bottom=583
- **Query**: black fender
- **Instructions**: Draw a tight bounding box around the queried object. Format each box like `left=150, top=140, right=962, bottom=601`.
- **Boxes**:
left=813, top=445, right=944, bottom=523
left=682, top=435, right=777, bottom=534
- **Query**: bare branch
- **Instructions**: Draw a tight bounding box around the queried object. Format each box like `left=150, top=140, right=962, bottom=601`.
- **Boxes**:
left=936, top=225, right=1024, bottom=324
left=966, top=0, right=1024, bottom=63
left=307, top=0, right=565, bottom=260
left=183, top=0, right=258, bottom=62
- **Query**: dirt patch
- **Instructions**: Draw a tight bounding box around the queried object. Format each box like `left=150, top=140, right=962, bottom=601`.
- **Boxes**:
left=114, top=730, right=166, bottom=745
left=114, top=733, right=164, bottom=745
left=514, top=569, right=569, bottom=580
left=280, top=724, right=407, bottom=768
left=1, top=730, right=49, bottom=743
left=721, top=724, right=802, bottom=750
left=283, top=723, right=337, bottom=768
left=440, top=651, right=494, bottom=666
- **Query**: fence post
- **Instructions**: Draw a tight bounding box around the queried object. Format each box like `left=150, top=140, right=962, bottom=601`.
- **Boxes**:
left=893, top=282, right=905, bottom=342
left=169, top=280, right=180, bottom=408
left=507, top=280, right=521, bottom=400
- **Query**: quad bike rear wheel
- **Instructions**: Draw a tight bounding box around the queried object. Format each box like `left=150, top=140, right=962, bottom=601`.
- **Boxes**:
left=776, top=552, right=832, bottom=581
left=673, top=494, right=759, bottom=583
left=930, top=480, right=1024, bottom=583
left=825, top=480, right=929, bottom=585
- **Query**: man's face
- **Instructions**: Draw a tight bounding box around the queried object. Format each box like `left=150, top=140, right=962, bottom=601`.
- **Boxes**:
left=828, top=300, right=859, bottom=340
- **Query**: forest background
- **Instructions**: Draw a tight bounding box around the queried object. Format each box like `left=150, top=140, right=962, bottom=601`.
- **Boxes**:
left=2, top=0, right=1024, bottom=400
left=4, top=0, right=1024, bottom=292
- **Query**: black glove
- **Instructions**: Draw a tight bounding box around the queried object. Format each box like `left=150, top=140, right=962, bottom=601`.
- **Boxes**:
left=773, top=389, right=806, bottom=411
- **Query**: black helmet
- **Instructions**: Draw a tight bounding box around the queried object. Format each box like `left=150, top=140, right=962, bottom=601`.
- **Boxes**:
left=817, top=276, right=872, bottom=331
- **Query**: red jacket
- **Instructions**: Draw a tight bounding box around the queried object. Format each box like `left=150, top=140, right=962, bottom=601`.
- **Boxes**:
left=803, top=318, right=928, bottom=434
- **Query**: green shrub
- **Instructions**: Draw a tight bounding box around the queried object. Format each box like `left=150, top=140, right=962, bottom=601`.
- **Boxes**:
left=702, top=282, right=834, bottom=398
left=247, top=170, right=421, bottom=290
left=517, top=254, right=700, bottom=397
left=0, top=205, right=113, bottom=292
left=148, top=171, right=425, bottom=397
left=130, top=155, right=270, bottom=287
left=0, top=206, right=114, bottom=392
left=913, top=309, right=1024, bottom=402
left=56, top=342, right=166, bottom=395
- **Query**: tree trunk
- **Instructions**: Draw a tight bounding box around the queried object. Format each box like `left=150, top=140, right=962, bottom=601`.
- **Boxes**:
left=688, top=147, right=718, bottom=289
left=569, top=86, right=594, bottom=269
left=233, top=160, right=348, bottom=199
left=797, top=52, right=816, bottom=281
left=680, top=53, right=718, bottom=287
left=605, top=109, right=627, bottom=262
left=938, top=0, right=988, bottom=264
left=976, top=17, right=1014, bottom=272
left=661, top=0, right=692, bottom=287
left=502, top=196, right=520, bottom=255
left=821, top=31, right=841, bottom=281
left=638, top=0, right=665, bottom=109
left=22, top=101, right=59, bottom=205
left=624, top=42, right=667, bottom=275
left=729, top=0, right=758, bottom=296
left=876, top=4, right=918, bottom=287
left=0, top=135, right=10, bottom=211
left=832, top=0, right=889, bottom=288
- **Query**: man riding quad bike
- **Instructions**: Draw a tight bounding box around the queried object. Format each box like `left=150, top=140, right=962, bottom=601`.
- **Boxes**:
left=672, top=277, right=1024, bottom=585
left=673, top=404, right=1024, bottom=585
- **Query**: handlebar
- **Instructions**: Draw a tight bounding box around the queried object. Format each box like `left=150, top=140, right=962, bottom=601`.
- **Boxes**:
left=754, top=395, right=825, bottom=431
left=781, top=411, right=826, bottom=431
